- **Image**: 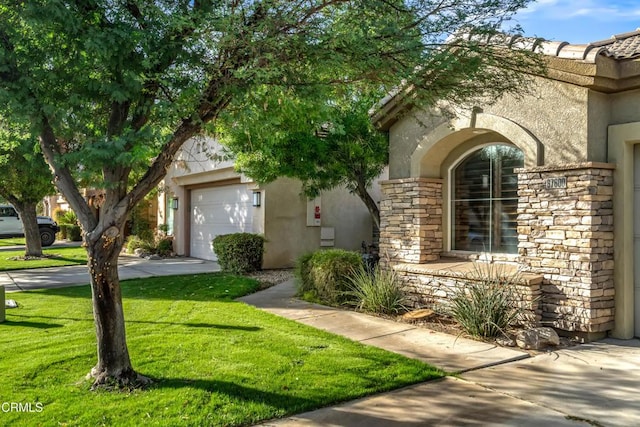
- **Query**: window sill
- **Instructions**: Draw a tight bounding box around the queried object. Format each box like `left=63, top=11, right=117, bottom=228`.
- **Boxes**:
left=442, top=250, right=520, bottom=264
left=393, top=257, right=543, bottom=287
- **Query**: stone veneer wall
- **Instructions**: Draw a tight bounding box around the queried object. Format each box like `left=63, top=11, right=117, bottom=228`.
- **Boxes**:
left=379, top=178, right=443, bottom=266
left=517, top=162, right=615, bottom=335
left=394, top=263, right=542, bottom=327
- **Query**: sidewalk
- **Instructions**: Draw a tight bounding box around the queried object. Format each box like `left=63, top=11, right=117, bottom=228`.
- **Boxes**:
left=241, top=280, right=640, bottom=427
left=0, top=255, right=220, bottom=292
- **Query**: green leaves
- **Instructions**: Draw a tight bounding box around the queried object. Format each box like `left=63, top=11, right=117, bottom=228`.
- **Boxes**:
left=0, top=120, right=53, bottom=204
left=0, top=0, right=542, bottom=224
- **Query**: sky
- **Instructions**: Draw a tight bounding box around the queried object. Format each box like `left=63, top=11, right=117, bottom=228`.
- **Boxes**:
left=509, top=0, right=640, bottom=44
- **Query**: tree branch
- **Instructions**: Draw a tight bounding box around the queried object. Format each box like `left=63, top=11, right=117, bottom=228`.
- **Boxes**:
left=38, top=115, right=96, bottom=231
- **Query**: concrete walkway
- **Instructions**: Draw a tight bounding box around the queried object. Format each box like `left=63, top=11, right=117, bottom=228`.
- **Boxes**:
left=241, top=280, right=640, bottom=427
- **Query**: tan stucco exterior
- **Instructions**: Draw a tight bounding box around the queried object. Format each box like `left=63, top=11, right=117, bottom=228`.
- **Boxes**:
left=159, top=137, right=385, bottom=269
left=377, top=40, right=640, bottom=339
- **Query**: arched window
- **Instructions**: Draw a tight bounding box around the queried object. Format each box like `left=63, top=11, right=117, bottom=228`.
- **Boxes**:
left=452, top=144, right=523, bottom=254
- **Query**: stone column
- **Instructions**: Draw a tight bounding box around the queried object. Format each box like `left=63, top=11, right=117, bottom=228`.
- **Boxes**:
left=379, top=178, right=443, bottom=266
left=516, top=162, right=615, bottom=338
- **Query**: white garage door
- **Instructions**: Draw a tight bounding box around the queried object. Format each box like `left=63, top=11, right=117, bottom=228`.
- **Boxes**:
left=190, top=184, right=254, bottom=261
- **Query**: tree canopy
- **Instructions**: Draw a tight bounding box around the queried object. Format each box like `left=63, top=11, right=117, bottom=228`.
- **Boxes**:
left=0, top=0, right=544, bottom=389
left=219, top=86, right=389, bottom=230
left=0, top=122, right=54, bottom=256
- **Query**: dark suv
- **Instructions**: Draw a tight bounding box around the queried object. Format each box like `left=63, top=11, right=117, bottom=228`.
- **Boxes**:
left=0, top=205, right=60, bottom=246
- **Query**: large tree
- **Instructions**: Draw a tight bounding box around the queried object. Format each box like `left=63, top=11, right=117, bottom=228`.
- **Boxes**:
left=0, top=124, right=54, bottom=257
left=0, top=1, right=543, bottom=389
left=219, top=87, right=388, bottom=235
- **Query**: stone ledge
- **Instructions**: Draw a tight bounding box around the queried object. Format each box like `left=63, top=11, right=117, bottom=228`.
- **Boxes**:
left=393, top=259, right=544, bottom=287
left=514, top=162, right=615, bottom=173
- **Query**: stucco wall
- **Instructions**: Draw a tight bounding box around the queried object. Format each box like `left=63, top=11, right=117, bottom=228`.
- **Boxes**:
left=484, top=77, right=590, bottom=166
left=388, top=76, right=594, bottom=180
left=160, top=136, right=384, bottom=268
left=609, top=88, right=640, bottom=124
left=262, top=173, right=387, bottom=268
left=262, top=179, right=319, bottom=268
left=388, top=111, right=448, bottom=179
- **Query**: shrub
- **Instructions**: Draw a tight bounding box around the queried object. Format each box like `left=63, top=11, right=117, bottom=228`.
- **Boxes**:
left=53, top=208, right=67, bottom=224
left=448, top=263, right=524, bottom=338
left=294, top=252, right=315, bottom=293
left=345, top=264, right=408, bottom=315
left=295, top=249, right=361, bottom=305
left=66, top=225, right=82, bottom=242
left=125, top=235, right=154, bottom=254
left=61, top=210, right=78, bottom=225
left=155, top=237, right=174, bottom=256
left=57, top=224, right=69, bottom=240
left=212, top=233, right=265, bottom=274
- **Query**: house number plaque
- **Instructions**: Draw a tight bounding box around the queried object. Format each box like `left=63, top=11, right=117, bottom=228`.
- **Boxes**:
left=545, top=177, right=567, bottom=189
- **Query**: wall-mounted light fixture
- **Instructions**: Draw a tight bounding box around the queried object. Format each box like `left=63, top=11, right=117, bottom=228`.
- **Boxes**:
left=170, top=198, right=179, bottom=210
left=252, top=191, right=261, bottom=207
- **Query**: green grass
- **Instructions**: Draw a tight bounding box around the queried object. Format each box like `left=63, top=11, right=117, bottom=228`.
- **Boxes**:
left=0, top=274, right=444, bottom=426
left=0, top=237, right=25, bottom=246
left=0, top=246, right=87, bottom=271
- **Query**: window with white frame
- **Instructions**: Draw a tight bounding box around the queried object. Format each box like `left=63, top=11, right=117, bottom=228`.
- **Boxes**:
left=452, top=144, right=523, bottom=254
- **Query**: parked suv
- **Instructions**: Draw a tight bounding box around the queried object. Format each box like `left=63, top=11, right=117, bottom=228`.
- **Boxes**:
left=0, top=205, right=60, bottom=246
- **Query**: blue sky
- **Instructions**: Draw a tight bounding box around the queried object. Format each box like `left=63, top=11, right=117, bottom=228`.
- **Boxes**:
left=509, top=0, right=640, bottom=43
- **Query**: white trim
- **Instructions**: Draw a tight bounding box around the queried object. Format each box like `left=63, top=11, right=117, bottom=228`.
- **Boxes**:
left=608, top=122, right=640, bottom=338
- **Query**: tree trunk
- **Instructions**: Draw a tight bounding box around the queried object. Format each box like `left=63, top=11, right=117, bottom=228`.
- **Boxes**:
left=85, top=224, right=149, bottom=389
left=12, top=201, right=43, bottom=258
left=353, top=180, right=381, bottom=247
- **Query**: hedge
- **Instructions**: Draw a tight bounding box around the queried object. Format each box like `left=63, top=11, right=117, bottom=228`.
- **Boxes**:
left=212, top=233, right=265, bottom=274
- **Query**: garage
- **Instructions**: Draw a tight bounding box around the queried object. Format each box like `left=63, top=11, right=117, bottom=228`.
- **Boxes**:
left=190, top=184, right=254, bottom=261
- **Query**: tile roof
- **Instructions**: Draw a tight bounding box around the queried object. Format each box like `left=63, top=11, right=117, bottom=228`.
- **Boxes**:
left=462, top=28, right=640, bottom=63
left=540, top=28, right=640, bottom=62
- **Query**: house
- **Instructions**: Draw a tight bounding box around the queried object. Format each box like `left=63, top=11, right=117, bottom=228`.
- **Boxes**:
left=372, top=29, right=640, bottom=340
left=158, top=136, right=385, bottom=269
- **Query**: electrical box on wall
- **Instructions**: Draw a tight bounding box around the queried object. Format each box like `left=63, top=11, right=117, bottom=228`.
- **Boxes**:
left=320, top=227, right=335, bottom=247
left=306, top=197, right=321, bottom=226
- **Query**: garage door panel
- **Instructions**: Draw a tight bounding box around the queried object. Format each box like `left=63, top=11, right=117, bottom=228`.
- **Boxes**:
left=190, top=185, right=253, bottom=261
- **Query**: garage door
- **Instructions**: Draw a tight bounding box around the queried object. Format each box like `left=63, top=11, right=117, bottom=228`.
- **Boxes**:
left=190, top=184, right=254, bottom=261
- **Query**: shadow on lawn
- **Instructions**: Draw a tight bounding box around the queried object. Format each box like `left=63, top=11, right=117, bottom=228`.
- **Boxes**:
left=0, top=319, right=64, bottom=329
left=152, top=376, right=316, bottom=409
left=7, top=314, right=261, bottom=331
left=45, top=256, right=86, bottom=264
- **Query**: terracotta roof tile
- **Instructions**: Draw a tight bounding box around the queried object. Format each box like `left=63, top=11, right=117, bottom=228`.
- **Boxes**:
left=460, top=29, right=640, bottom=63
left=543, top=28, right=640, bottom=62
left=600, top=29, right=640, bottom=59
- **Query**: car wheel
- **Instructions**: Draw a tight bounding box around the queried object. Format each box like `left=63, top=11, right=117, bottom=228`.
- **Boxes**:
left=40, top=228, right=56, bottom=247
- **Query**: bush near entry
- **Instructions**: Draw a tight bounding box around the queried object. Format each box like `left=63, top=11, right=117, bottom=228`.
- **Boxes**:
left=295, top=249, right=362, bottom=305
left=212, top=233, right=265, bottom=274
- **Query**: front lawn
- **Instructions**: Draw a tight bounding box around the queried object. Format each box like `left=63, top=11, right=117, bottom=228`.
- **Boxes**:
left=0, top=274, right=444, bottom=426
left=0, top=237, right=25, bottom=246
left=0, top=246, right=87, bottom=271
